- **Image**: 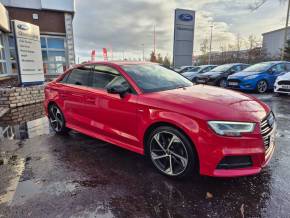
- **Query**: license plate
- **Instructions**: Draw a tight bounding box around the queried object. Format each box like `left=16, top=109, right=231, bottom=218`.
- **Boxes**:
left=281, top=85, right=290, bottom=89
left=229, top=82, right=238, bottom=86
left=197, top=79, right=205, bottom=83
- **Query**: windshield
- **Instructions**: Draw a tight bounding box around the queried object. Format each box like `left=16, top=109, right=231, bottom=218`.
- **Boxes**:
left=122, top=64, right=193, bottom=93
left=187, top=67, right=200, bottom=72
left=242, top=62, right=273, bottom=72
left=210, top=64, right=233, bottom=72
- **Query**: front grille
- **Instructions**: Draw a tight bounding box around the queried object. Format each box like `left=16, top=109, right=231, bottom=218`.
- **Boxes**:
left=278, top=80, right=290, bottom=85
left=228, top=79, right=240, bottom=83
left=260, top=113, right=275, bottom=151
left=277, top=88, right=290, bottom=92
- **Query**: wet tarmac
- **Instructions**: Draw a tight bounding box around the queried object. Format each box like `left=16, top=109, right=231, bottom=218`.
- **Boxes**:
left=0, top=94, right=290, bottom=218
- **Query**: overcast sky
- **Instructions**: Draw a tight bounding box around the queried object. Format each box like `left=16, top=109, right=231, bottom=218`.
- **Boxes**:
left=73, top=0, right=288, bottom=62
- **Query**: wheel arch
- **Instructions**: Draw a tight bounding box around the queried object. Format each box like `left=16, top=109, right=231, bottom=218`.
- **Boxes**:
left=143, top=121, right=200, bottom=171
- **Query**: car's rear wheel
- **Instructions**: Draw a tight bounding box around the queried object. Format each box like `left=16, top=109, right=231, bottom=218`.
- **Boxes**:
left=219, top=78, right=227, bottom=88
left=48, top=104, right=69, bottom=134
left=147, top=126, right=196, bottom=178
left=256, top=80, right=268, bottom=93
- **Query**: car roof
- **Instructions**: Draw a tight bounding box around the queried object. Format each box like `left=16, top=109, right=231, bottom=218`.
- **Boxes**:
left=257, top=61, right=290, bottom=64
left=75, top=61, right=156, bottom=68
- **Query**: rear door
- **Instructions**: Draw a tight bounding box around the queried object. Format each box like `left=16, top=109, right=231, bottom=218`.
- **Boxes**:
left=84, top=65, right=139, bottom=147
left=59, top=66, right=91, bottom=128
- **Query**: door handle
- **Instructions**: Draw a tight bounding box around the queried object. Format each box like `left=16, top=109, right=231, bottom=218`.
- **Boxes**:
left=85, top=97, right=96, bottom=103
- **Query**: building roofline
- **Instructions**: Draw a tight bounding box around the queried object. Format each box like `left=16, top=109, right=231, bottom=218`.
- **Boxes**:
left=262, top=27, right=289, bottom=35
left=4, top=5, right=75, bottom=14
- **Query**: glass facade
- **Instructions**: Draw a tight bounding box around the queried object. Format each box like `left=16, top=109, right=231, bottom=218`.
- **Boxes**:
left=0, top=32, right=7, bottom=75
left=8, top=35, right=17, bottom=74
left=41, top=36, right=67, bottom=75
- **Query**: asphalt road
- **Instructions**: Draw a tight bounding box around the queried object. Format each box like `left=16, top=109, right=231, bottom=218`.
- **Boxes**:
left=0, top=93, right=290, bottom=218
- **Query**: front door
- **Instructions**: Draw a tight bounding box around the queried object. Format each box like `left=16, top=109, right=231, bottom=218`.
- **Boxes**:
left=85, top=65, right=139, bottom=147
left=268, top=63, right=286, bottom=88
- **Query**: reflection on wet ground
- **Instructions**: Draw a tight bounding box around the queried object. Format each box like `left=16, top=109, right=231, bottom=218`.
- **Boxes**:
left=0, top=94, right=290, bottom=217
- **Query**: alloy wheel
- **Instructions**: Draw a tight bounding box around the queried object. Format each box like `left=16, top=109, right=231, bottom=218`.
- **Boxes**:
left=49, top=105, right=64, bottom=132
left=219, top=79, right=227, bottom=88
left=149, top=131, right=189, bottom=176
left=257, top=80, right=268, bottom=93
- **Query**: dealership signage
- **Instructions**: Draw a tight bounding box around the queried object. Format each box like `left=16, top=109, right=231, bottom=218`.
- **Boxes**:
left=12, top=20, right=44, bottom=85
left=173, top=9, right=195, bottom=68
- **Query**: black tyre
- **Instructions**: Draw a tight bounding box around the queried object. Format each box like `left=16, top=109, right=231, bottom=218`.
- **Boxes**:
left=256, top=80, right=268, bottom=93
left=146, top=126, right=196, bottom=178
left=48, top=104, right=69, bottom=134
left=218, top=78, right=227, bottom=88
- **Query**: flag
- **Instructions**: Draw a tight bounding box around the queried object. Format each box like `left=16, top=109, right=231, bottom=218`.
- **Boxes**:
left=103, top=48, right=108, bottom=61
left=91, top=50, right=96, bottom=61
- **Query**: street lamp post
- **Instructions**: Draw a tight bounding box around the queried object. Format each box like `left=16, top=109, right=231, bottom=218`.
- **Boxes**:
left=208, top=24, right=213, bottom=64
left=282, top=0, right=290, bottom=60
left=142, top=43, right=145, bottom=61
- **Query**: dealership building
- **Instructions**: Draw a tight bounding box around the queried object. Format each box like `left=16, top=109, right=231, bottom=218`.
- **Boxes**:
left=262, top=27, right=290, bottom=58
left=0, top=0, right=75, bottom=80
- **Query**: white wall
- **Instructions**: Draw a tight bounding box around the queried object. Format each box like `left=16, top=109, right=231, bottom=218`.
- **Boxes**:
left=262, top=28, right=290, bottom=58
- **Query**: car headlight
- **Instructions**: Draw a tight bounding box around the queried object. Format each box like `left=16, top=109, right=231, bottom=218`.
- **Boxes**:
left=245, top=75, right=258, bottom=80
left=208, top=121, right=255, bottom=136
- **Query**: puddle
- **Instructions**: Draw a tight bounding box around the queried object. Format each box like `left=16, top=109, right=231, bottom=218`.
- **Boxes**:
left=0, top=103, right=51, bottom=140
left=0, top=116, right=51, bottom=140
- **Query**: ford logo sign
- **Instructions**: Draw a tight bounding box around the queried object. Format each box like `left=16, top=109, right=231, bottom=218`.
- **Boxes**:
left=179, top=14, right=193, bottom=22
left=17, top=24, right=29, bottom=31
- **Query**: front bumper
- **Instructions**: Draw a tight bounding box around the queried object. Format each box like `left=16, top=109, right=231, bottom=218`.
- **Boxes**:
left=196, top=77, right=218, bottom=86
left=227, top=79, right=257, bottom=91
left=195, top=120, right=276, bottom=177
left=274, top=83, right=290, bottom=94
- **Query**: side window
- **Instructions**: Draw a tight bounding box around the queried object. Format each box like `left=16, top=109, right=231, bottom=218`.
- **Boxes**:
left=91, top=65, right=120, bottom=89
left=230, top=65, right=240, bottom=73
left=66, top=67, right=91, bottom=86
left=59, top=71, right=71, bottom=83
left=286, top=63, right=290, bottom=71
left=241, top=65, right=248, bottom=70
left=201, top=67, right=210, bottom=73
left=91, top=65, right=134, bottom=93
left=271, top=64, right=285, bottom=73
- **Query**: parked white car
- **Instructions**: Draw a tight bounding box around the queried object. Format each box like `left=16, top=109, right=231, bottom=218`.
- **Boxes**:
left=274, top=72, right=290, bottom=95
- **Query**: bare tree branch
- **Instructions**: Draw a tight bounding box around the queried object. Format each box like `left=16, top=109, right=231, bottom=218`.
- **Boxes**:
left=249, top=0, right=286, bottom=11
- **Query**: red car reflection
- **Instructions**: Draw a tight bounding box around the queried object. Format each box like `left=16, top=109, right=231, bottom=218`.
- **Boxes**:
left=44, top=62, right=276, bottom=178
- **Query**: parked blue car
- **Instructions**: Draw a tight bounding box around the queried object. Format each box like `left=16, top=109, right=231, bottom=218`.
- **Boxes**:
left=227, top=61, right=290, bottom=93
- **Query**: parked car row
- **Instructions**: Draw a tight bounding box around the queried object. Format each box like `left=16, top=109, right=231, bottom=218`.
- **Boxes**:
left=181, top=61, right=290, bottom=94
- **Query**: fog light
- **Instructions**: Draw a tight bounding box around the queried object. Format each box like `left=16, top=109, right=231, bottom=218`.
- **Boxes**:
left=217, top=156, right=252, bottom=169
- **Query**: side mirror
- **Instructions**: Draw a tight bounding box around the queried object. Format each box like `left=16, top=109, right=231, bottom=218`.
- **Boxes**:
left=107, top=84, right=129, bottom=98
left=268, top=68, right=277, bottom=74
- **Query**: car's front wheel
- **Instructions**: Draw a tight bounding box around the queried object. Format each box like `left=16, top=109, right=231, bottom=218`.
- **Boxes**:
left=256, top=80, right=268, bottom=93
left=218, top=78, right=227, bottom=88
left=48, top=104, right=69, bottom=134
left=147, top=126, right=196, bottom=178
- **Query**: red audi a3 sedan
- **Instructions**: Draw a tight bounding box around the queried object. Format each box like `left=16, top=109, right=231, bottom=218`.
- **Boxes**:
left=44, top=62, right=276, bottom=178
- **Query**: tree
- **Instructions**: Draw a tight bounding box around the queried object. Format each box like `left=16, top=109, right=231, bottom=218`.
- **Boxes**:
left=157, top=53, right=163, bottom=64
left=163, top=56, right=171, bottom=67
left=283, top=39, right=290, bottom=61
left=150, top=51, right=157, bottom=62
left=248, top=0, right=286, bottom=10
